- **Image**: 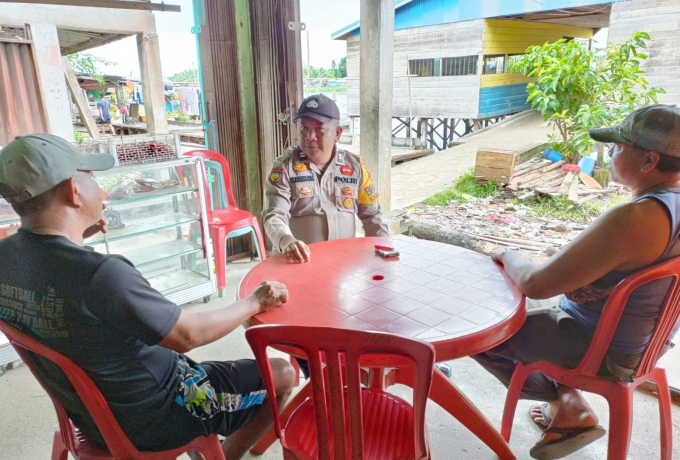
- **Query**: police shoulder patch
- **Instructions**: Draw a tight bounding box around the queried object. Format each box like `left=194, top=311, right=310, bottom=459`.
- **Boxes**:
left=269, top=167, right=285, bottom=184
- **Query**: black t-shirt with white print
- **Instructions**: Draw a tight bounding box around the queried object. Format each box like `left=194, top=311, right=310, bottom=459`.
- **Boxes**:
left=0, top=229, right=206, bottom=450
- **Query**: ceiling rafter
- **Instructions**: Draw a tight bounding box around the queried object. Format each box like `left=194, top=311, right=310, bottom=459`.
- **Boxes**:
left=0, top=0, right=180, bottom=13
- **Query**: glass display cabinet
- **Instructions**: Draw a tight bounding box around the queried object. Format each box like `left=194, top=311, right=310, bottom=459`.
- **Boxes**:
left=87, top=157, right=215, bottom=305
left=0, top=158, right=215, bottom=367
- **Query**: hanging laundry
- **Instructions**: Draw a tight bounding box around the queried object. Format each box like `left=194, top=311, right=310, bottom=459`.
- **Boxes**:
left=134, top=83, right=144, bottom=105
left=186, top=88, right=200, bottom=117
left=177, top=88, right=187, bottom=115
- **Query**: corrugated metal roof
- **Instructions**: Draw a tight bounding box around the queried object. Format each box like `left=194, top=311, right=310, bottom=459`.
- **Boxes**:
left=331, top=0, right=623, bottom=39
left=0, top=41, right=46, bottom=147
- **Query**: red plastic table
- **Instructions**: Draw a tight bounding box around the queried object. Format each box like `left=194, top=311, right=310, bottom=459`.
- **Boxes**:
left=238, top=236, right=526, bottom=459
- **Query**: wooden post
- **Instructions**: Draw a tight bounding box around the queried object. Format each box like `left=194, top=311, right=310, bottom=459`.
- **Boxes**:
left=62, top=57, right=100, bottom=140
left=233, top=0, right=262, bottom=216
left=442, top=118, right=449, bottom=150
left=596, top=142, right=605, bottom=168
left=360, top=0, right=395, bottom=215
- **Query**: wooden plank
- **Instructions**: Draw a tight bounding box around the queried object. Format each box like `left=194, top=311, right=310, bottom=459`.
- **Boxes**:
left=520, top=169, right=566, bottom=188
left=1, top=0, right=182, bottom=11
left=512, top=160, right=552, bottom=178
left=514, top=158, right=544, bottom=173
left=544, top=174, right=568, bottom=187
left=568, top=174, right=580, bottom=202
left=556, top=172, right=575, bottom=195
left=391, top=149, right=434, bottom=166
left=62, top=57, right=100, bottom=140
left=578, top=194, right=600, bottom=206
left=510, top=160, right=565, bottom=188
left=578, top=189, right=614, bottom=196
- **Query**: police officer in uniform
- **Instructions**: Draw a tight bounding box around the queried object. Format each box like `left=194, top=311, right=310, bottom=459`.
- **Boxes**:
left=263, top=94, right=388, bottom=263
left=262, top=95, right=454, bottom=379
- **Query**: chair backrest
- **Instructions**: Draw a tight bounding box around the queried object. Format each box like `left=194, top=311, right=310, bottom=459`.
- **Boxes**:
left=0, top=319, right=142, bottom=458
left=184, top=149, right=238, bottom=210
left=204, top=159, right=230, bottom=210
left=245, top=325, right=435, bottom=460
left=577, top=256, right=680, bottom=377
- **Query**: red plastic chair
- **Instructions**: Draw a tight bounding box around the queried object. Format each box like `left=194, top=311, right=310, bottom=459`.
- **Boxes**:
left=245, top=325, right=435, bottom=460
left=0, top=319, right=225, bottom=460
left=184, top=149, right=267, bottom=297
left=501, top=256, right=680, bottom=460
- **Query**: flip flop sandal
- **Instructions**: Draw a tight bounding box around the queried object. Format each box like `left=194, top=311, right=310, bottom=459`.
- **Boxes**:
left=529, top=403, right=552, bottom=430
left=529, top=425, right=606, bottom=460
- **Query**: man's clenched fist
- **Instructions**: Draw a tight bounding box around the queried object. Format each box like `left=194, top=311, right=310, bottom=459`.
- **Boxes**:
left=248, top=280, right=289, bottom=313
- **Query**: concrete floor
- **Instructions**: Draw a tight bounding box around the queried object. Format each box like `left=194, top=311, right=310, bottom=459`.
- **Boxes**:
left=1, top=259, right=678, bottom=460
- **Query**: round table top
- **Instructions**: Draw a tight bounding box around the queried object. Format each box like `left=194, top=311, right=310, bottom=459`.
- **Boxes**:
left=239, top=237, right=526, bottom=361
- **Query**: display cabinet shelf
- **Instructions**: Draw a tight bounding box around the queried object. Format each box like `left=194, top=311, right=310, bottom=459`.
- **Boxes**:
left=86, top=213, right=199, bottom=245
left=105, top=185, right=198, bottom=206
left=92, top=158, right=215, bottom=303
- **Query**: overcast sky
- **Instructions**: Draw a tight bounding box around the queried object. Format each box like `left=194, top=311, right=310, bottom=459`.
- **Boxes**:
left=87, top=0, right=361, bottom=80
left=86, top=0, right=607, bottom=80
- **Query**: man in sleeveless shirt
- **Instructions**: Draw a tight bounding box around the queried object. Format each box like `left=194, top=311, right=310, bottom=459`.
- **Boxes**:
left=471, top=105, right=680, bottom=459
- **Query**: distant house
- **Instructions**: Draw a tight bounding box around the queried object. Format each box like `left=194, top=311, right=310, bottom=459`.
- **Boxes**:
left=333, top=0, right=678, bottom=128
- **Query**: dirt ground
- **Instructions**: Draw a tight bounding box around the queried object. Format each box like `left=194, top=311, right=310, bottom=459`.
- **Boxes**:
left=407, top=188, right=627, bottom=263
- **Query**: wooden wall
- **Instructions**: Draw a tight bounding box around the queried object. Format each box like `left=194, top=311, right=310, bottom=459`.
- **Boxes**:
left=609, top=0, right=680, bottom=106
left=480, top=19, right=593, bottom=89
left=345, top=19, right=485, bottom=119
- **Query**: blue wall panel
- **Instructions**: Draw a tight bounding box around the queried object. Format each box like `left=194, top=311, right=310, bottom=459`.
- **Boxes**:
left=478, top=83, right=532, bottom=118
left=334, top=0, right=625, bottom=38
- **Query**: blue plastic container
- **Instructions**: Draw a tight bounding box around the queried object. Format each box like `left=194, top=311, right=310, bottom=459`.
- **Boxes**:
left=578, top=157, right=595, bottom=176
left=541, top=147, right=563, bottom=163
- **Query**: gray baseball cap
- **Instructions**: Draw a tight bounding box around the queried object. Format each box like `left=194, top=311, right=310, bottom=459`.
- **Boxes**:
left=589, top=104, right=680, bottom=157
left=0, top=134, right=115, bottom=203
left=294, top=94, right=341, bottom=123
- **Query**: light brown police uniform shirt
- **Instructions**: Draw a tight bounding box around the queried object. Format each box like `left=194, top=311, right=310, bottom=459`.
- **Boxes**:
left=262, top=146, right=389, bottom=250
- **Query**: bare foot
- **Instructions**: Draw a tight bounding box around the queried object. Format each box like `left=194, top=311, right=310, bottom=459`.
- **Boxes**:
left=537, top=388, right=599, bottom=446
left=530, top=401, right=558, bottom=428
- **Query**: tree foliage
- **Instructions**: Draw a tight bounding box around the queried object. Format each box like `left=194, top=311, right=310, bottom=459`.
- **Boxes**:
left=304, top=57, right=347, bottom=79
left=338, top=57, right=347, bottom=78
left=169, top=68, right=198, bottom=83
left=67, top=53, right=114, bottom=86
left=511, top=32, right=665, bottom=163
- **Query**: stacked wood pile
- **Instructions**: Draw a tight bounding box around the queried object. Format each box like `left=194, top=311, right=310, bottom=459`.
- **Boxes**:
left=506, top=158, right=611, bottom=205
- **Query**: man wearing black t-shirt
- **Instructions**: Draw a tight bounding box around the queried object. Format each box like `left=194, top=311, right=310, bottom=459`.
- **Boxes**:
left=0, top=134, right=295, bottom=459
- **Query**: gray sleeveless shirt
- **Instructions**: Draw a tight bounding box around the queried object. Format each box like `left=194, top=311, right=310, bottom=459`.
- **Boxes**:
left=561, top=189, right=680, bottom=354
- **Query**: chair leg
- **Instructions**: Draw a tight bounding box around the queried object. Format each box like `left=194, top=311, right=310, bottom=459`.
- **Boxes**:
left=501, top=362, right=529, bottom=442
left=605, top=387, right=634, bottom=460
left=252, top=221, right=268, bottom=261
left=51, top=431, right=69, bottom=460
left=210, top=229, right=227, bottom=297
left=650, top=369, right=673, bottom=460
left=250, top=380, right=313, bottom=455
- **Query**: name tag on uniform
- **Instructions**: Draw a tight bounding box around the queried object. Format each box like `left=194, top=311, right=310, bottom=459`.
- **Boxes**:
left=291, top=176, right=314, bottom=183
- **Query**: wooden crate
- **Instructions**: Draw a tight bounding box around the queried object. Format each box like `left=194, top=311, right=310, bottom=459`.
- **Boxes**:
left=475, top=148, right=516, bottom=182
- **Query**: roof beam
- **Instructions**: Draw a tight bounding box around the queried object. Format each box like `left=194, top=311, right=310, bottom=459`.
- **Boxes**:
left=60, top=32, right=131, bottom=55
left=0, top=0, right=181, bottom=12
